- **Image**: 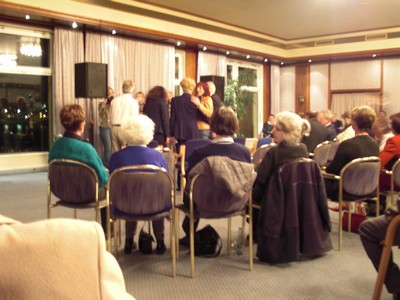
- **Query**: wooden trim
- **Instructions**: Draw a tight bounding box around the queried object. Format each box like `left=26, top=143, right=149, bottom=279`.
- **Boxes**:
left=328, top=63, right=331, bottom=109
left=331, top=88, right=381, bottom=94
left=185, top=49, right=197, bottom=80
left=380, top=59, right=384, bottom=111
left=295, top=64, right=310, bottom=114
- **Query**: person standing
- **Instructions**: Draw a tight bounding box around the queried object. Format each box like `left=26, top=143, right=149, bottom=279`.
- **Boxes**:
left=207, top=81, right=222, bottom=113
left=301, top=111, right=329, bottom=153
left=135, top=91, right=145, bottom=113
left=143, top=86, right=170, bottom=146
left=170, top=77, right=199, bottom=151
left=109, top=80, right=139, bottom=152
left=191, top=81, right=213, bottom=140
left=318, top=109, right=337, bottom=141
left=98, top=86, right=114, bottom=167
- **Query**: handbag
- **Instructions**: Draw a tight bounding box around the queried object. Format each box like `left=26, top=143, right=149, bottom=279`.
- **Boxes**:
left=138, top=222, right=154, bottom=255
left=194, top=225, right=222, bottom=258
left=342, top=202, right=367, bottom=233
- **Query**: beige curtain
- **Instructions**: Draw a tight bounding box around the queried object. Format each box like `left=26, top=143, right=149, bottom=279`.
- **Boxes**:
left=331, top=93, right=380, bottom=116
left=197, top=52, right=227, bottom=81
left=53, top=28, right=85, bottom=138
left=53, top=29, right=175, bottom=152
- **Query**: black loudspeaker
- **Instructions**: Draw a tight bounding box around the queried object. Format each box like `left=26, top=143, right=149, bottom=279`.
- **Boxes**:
left=75, top=63, right=108, bottom=98
left=200, top=75, right=225, bottom=102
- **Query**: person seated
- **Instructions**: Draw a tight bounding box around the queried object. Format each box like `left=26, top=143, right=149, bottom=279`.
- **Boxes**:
left=0, top=214, right=134, bottom=300
left=259, top=114, right=275, bottom=138
left=318, top=109, right=337, bottom=141
left=48, top=104, right=109, bottom=232
left=324, top=105, right=379, bottom=201
left=336, top=110, right=355, bottom=143
left=108, top=114, right=168, bottom=255
left=359, top=201, right=400, bottom=300
left=372, top=115, right=394, bottom=151
left=252, top=111, right=309, bottom=239
left=301, top=111, right=329, bottom=153
left=379, top=112, right=400, bottom=191
left=180, top=106, right=251, bottom=245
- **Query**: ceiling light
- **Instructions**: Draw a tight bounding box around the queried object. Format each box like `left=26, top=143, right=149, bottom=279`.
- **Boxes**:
left=264, top=58, right=268, bottom=62
left=176, top=41, right=181, bottom=46
left=372, top=54, right=377, bottom=58
left=25, top=15, right=30, bottom=20
left=20, top=38, right=42, bottom=57
left=281, top=62, right=284, bottom=65
left=226, top=51, right=230, bottom=55
left=112, top=30, right=117, bottom=35
left=308, top=59, right=312, bottom=63
left=203, top=46, right=207, bottom=51
left=246, top=55, right=250, bottom=59
left=72, top=21, right=78, bottom=29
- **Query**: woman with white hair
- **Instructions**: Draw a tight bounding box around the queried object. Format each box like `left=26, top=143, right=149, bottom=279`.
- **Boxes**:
left=108, top=114, right=168, bottom=255
left=252, top=111, right=309, bottom=239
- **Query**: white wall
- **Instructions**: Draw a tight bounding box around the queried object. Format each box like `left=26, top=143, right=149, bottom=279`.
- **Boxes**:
left=310, top=63, right=329, bottom=112
left=383, top=58, right=400, bottom=116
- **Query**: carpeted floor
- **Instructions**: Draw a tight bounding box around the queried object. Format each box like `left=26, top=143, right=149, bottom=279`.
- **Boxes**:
left=0, top=171, right=395, bottom=300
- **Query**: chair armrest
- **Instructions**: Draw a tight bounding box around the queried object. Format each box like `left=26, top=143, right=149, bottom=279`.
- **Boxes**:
left=322, top=172, right=340, bottom=181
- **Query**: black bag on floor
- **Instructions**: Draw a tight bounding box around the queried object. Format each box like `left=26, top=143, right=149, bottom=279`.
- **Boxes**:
left=139, top=222, right=154, bottom=255
left=194, top=225, right=222, bottom=258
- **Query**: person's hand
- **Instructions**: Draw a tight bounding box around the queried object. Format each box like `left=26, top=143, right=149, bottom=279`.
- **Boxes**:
left=191, top=96, right=200, bottom=107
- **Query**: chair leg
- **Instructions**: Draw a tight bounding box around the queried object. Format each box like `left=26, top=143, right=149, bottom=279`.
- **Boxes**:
left=248, top=213, right=253, bottom=271
left=338, top=200, right=343, bottom=251
left=170, top=212, right=176, bottom=277
left=189, top=214, right=195, bottom=278
left=227, top=218, right=232, bottom=255
left=373, top=215, right=400, bottom=300
left=175, top=209, right=180, bottom=260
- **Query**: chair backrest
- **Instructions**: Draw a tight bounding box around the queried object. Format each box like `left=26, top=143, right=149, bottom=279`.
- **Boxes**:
left=162, top=150, right=176, bottom=177
left=233, top=137, right=246, bottom=145
left=256, top=137, right=273, bottom=149
left=177, top=138, right=212, bottom=173
left=340, top=156, right=380, bottom=198
left=48, top=159, right=98, bottom=204
left=313, top=140, right=332, bottom=168
left=108, top=165, right=174, bottom=218
left=327, top=139, right=340, bottom=164
left=252, top=144, right=276, bottom=168
left=188, top=156, right=255, bottom=218
left=391, top=158, right=400, bottom=189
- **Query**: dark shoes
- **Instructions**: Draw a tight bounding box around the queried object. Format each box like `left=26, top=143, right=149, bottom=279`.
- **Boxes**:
left=124, top=238, right=137, bottom=255
left=156, top=240, right=167, bottom=255
left=179, top=235, right=190, bottom=247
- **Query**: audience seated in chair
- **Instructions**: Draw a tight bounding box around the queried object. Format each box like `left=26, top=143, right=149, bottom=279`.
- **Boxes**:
left=179, top=107, right=251, bottom=244
left=252, top=111, right=309, bottom=240
left=256, top=158, right=332, bottom=264
left=0, top=214, right=134, bottom=300
left=359, top=200, right=400, bottom=300
left=48, top=104, right=109, bottom=232
left=324, top=106, right=379, bottom=202
left=109, top=114, right=169, bottom=255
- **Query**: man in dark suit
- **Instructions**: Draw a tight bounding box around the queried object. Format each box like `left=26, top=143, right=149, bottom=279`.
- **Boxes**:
left=170, top=77, right=199, bottom=150
left=301, top=111, right=329, bottom=153
left=207, top=81, right=222, bottom=112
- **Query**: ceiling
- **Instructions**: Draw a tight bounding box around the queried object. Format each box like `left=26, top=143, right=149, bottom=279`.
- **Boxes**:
left=134, top=0, right=400, bottom=41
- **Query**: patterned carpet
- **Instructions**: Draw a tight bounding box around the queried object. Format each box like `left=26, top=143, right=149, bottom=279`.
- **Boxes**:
left=0, top=172, right=395, bottom=300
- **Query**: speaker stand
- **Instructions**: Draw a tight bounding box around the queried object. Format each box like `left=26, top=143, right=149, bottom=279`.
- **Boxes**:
left=89, top=97, right=95, bottom=146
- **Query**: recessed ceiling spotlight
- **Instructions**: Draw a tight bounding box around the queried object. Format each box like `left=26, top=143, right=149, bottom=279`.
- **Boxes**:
left=25, top=15, right=30, bottom=20
left=176, top=41, right=181, bottom=46
left=72, top=21, right=78, bottom=29
left=226, top=51, right=230, bottom=55
left=203, top=46, right=207, bottom=51
left=281, top=62, right=284, bottom=65
left=308, top=59, right=312, bottom=63
left=264, top=58, right=268, bottom=62
left=112, top=30, right=117, bottom=35
left=246, top=55, right=250, bottom=59
left=372, top=54, right=377, bottom=58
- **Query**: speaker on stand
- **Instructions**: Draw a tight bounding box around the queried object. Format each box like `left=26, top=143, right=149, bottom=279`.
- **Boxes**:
left=75, top=63, right=108, bottom=145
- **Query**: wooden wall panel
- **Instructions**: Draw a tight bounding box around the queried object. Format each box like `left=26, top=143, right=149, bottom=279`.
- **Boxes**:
left=263, top=63, right=271, bottom=121
left=185, top=49, right=197, bottom=80
left=295, top=64, right=310, bottom=114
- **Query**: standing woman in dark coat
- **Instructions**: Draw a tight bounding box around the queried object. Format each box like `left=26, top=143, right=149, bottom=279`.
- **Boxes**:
left=143, top=86, right=170, bottom=146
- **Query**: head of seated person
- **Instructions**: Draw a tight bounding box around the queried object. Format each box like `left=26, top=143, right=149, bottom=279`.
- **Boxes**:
left=210, top=106, right=239, bottom=138
left=122, top=114, right=155, bottom=146
left=350, top=105, right=376, bottom=134
left=60, top=104, right=86, bottom=135
left=273, top=111, right=306, bottom=146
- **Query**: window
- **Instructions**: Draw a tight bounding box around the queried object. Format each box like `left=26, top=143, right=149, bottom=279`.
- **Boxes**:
left=174, top=49, right=185, bottom=96
left=226, top=59, right=263, bottom=137
left=0, top=25, right=51, bottom=153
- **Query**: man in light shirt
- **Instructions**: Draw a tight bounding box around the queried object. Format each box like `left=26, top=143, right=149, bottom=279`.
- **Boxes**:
left=109, top=79, right=139, bottom=152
